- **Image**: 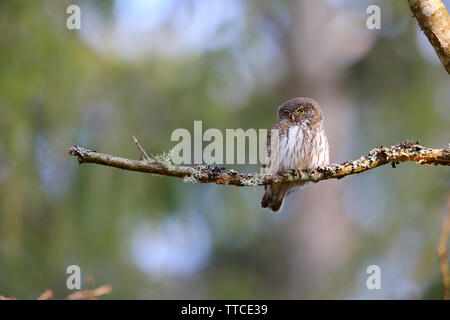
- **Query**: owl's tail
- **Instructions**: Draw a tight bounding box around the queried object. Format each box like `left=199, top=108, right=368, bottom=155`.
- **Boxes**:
left=261, top=188, right=285, bottom=212
left=260, top=182, right=301, bottom=212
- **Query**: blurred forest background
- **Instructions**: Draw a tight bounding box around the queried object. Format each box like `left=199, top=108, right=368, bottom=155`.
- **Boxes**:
left=0, top=0, right=449, bottom=299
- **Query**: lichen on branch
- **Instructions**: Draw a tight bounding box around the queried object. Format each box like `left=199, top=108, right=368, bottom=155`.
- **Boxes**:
left=68, top=140, right=449, bottom=187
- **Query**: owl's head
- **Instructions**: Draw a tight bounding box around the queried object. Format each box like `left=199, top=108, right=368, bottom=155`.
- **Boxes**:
left=277, top=97, right=323, bottom=124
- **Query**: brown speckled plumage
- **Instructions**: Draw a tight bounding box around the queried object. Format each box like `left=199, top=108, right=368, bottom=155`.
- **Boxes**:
left=261, top=97, right=329, bottom=212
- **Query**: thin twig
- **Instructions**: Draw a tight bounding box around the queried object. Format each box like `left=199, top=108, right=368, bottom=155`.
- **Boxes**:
left=438, top=194, right=450, bottom=300
left=0, top=278, right=111, bottom=300
left=68, top=140, right=450, bottom=186
left=132, top=135, right=150, bottom=160
left=66, top=285, right=112, bottom=300
left=37, top=289, right=53, bottom=300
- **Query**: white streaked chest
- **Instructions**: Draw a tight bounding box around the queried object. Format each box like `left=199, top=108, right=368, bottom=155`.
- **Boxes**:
left=277, top=125, right=329, bottom=171
left=278, top=126, right=304, bottom=170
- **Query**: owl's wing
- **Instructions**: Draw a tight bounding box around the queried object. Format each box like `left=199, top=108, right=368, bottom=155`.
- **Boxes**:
left=260, top=137, right=271, bottom=175
left=261, top=121, right=286, bottom=175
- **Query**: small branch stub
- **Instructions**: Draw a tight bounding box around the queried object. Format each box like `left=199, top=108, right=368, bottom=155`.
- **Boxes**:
left=132, top=135, right=150, bottom=160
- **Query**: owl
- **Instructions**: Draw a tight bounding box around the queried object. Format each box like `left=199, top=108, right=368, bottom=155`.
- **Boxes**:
left=260, top=97, right=329, bottom=212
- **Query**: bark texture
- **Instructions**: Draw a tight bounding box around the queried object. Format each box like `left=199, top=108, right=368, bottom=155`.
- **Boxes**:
left=408, top=0, right=450, bottom=73
left=69, top=140, right=450, bottom=187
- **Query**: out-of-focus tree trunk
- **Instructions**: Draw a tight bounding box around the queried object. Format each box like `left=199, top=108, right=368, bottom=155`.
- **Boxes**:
left=283, top=0, right=375, bottom=297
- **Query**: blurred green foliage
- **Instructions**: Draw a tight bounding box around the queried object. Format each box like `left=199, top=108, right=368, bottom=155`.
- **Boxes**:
left=0, top=0, right=448, bottom=299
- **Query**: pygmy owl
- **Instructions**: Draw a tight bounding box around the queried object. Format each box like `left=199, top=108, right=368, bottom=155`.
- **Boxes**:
left=260, top=97, right=329, bottom=212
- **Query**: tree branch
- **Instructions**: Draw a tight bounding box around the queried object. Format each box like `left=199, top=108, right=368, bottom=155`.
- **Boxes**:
left=408, top=0, right=450, bottom=74
left=68, top=140, right=449, bottom=186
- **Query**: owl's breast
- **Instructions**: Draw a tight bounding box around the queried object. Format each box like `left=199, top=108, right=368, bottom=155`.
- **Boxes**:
left=278, top=125, right=305, bottom=171
left=278, top=124, right=329, bottom=171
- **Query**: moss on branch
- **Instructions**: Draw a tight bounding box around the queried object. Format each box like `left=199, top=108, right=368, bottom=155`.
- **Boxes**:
left=68, top=140, right=449, bottom=187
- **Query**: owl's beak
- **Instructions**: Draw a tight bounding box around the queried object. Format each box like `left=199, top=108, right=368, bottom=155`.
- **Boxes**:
left=291, top=114, right=296, bottom=122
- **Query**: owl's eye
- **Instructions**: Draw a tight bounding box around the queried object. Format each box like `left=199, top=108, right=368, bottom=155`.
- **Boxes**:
left=298, top=108, right=305, bottom=114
